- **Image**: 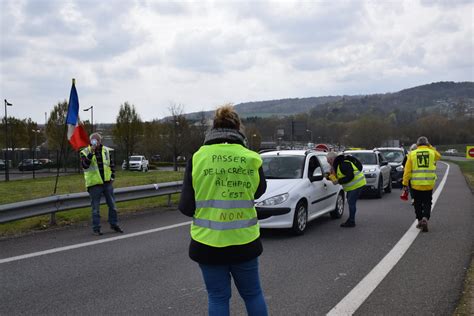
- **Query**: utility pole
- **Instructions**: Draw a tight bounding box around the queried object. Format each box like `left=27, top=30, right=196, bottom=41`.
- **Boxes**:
left=32, top=129, right=41, bottom=179
left=4, top=99, right=12, bottom=182
left=83, top=106, right=94, bottom=133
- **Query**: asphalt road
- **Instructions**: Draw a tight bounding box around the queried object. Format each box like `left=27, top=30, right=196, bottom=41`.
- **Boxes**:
left=0, top=162, right=472, bottom=315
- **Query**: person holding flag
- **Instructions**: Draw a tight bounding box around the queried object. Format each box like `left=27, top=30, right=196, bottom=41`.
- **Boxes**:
left=80, top=132, right=123, bottom=236
left=65, top=78, right=122, bottom=236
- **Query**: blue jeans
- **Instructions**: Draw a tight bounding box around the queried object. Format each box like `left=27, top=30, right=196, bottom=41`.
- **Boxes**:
left=199, top=258, right=268, bottom=316
left=346, top=187, right=363, bottom=223
left=88, top=182, right=118, bottom=231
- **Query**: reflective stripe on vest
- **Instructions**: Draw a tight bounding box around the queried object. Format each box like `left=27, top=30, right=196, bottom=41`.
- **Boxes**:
left=81, top=146, right=112, bottom=188
left=193, top=217, right=258, bottom=230
left=191, top=143, right=262, bottom=247
left=337, top=161, right=367, bottom=192
left=195, top=200, right=255, bottom=209
left=410, top=148, right=437, bottom=186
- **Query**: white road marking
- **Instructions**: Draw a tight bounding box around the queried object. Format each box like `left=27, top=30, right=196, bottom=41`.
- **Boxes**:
left=0, top=221, right=192, bottom=264
left=327, top=162, right=450, bottom=315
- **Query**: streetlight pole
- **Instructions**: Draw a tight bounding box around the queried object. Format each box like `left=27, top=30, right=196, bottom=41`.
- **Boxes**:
left=306, top=129, right=313, bottom=143
left=4, top=99, right=12, bottom=182
left=83, top=106, right=94, bottom=133
left=32, top=129, right=41, bottom=179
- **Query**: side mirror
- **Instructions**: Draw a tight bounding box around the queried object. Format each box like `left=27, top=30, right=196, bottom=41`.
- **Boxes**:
left=381, top=161, right=388, bottom=166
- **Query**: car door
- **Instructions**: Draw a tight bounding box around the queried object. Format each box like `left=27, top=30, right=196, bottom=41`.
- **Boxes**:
left=317, top=155, right=340, bottom=211
left=305, top=154, right=327, bottom=217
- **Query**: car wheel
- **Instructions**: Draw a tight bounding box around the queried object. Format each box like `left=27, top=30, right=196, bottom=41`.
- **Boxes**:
left=330, top=192, right=345, bottom=219
left=291, top=201, right=308, bottom=235
left=384, top=178, right=392, bottom=193
left=375, top=176, right=383, bottom=198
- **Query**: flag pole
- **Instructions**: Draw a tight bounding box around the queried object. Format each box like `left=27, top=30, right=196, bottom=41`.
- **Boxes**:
left=53, top=79, right=75, bottom=201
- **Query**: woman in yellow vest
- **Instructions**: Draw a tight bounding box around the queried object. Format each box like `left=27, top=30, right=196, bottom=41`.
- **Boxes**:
left=402, top=136, right=441, bottom=232
left=179, top=105, right=268, bottom=316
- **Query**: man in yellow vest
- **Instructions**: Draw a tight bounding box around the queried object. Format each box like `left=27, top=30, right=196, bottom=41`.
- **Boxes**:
left=402, top=136, right=441, bottom=232
left=80, top=133, right=123, bottom=236
left=326, top=151, right=367, bottom=228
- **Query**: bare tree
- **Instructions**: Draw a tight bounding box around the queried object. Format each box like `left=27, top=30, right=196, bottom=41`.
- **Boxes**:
left=112, top=102, right=143, bottom=168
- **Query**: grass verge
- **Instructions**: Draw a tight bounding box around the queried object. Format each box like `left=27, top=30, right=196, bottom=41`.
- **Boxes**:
left=0, top=170, right=183, bottom=237
left=448, top=160, right=473, bottom=316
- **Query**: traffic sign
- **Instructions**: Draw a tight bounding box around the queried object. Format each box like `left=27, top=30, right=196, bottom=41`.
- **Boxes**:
left=467, top=146, right=474, bottom=160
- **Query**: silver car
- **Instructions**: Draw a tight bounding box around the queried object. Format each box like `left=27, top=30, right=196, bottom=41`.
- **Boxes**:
left=343, top=150, right=392, bottom=198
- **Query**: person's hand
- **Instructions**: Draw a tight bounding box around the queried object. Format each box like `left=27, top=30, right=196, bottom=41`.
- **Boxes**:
left=402, top=185, right=408, bottom=191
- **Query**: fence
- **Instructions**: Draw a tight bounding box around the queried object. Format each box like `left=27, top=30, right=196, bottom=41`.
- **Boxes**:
left=0, top=181, right=183, bottom=224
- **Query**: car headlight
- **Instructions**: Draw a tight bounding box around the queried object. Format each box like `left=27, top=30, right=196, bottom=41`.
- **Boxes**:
left=364, top=168, right=377, bottom=173
left=256, top=193, right=289, bottom=206
left=396, top=165, right=404, bottom=172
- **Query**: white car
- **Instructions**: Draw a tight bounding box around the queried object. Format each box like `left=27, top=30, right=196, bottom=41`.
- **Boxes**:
left=256, top=150, right=345, bottom=235
left=343, top=150, right=392, bottom=198
left=123, top=155, right=149, bottom=172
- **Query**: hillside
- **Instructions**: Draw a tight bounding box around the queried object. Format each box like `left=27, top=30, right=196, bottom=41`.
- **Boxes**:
left=180, top=81, right=474, bottom=121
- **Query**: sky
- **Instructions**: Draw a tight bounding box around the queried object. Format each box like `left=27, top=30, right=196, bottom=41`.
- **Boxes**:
left=1, top=0, right=473, bottom=124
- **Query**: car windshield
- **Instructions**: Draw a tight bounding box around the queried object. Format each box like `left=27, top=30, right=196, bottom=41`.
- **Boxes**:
left=129, top=157, right=141, bottom=161
left=262, top=156, right=305, bottom=179
left=379, top=150, right=404, bottom=163
left=348, top=152, right=377, bottom=165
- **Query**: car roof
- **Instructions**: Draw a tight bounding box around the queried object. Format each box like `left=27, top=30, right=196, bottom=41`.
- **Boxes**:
left=260, top=149, right=328, bottom=157
left=375, top=147, right=404, bottom=151
left=344, top=150, right=378, bottom=154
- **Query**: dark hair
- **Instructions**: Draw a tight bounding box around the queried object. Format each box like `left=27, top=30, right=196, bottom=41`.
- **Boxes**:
left=213, top=104, right=241, bottom=130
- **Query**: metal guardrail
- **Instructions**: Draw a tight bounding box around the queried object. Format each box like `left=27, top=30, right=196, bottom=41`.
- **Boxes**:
left=0, top=181, right=183, bottom=224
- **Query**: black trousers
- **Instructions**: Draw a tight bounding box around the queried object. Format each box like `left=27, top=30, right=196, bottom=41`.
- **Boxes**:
left=411, top=189, right=433, bottom=220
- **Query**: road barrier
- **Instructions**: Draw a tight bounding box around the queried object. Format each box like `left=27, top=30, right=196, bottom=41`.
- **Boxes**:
left=0, top=181, right=183, bottom=224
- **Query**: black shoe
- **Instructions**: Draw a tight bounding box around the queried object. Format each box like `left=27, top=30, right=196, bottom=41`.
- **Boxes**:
left=93, top=230, right=103, bottom=236
left=421, top=218, right=428, bottom=232
left=340, top=221, right=356, bottom=228
left=111, top=225, right=123, bottom=233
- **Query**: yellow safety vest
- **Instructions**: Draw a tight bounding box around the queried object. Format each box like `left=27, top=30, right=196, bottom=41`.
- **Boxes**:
left=191, top=143, right=262, bottom=248
left=409, top=148, right=437, bottom=186
left=80, top=146, right=112, bottom=188
left=337, top=160, right=367, bottom=192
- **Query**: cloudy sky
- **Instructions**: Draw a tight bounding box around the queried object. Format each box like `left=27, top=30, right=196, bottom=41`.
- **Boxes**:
left=1, top=0, right=473, bottom=124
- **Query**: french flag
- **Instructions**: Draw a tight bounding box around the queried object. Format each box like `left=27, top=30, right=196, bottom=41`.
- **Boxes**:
left=65, top=79, right=89, bottom=151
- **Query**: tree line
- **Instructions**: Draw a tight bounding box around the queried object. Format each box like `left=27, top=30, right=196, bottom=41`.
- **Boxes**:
left=1, top=98, right=472, bottom=169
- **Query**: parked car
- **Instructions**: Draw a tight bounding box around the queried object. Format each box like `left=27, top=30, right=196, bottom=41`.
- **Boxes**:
left=344, top=149, right=392, bottom=198
left=18, top=159, right=42, bottom=171
left=38, top=158, right=54, bottom=167
left=122, top=155, right=149, bottom=172
left=0, top=159, right=5, bottom=170
left=151, top=154, right=161, bottom=162
left=256, top=150, right=345, bottom=235
left=374, top=147, right=407, bottom=187
left=445, top=149, right=458, bottom=154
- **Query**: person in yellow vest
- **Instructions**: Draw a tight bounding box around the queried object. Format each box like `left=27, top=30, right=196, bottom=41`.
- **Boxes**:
left=402, top=136, right=441, bottom=232
left=80, top=133, right=123, bottom=236
left=179, top=105, right=268, bottom=316
left=326, top=151, right=366, bottom=228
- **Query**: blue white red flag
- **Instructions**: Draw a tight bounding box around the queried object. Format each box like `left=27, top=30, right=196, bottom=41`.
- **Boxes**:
left=65, top=79, right=89, bottom=151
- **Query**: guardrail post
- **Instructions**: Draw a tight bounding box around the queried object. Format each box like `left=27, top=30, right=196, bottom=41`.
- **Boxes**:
left=167, top=194, right=172, bottom=207
left=50, top=212, right=56, bottom=225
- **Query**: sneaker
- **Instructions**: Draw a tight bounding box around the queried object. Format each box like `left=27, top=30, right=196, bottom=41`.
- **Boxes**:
left=340, top=221, right=356, bottom=228
left=111, top=225, right=124, bottom=233
left=421, top=218, right=429, bottom=232
left=93, top=230, right=103, bottom=236
left=411, top=199, right=415, bottom=205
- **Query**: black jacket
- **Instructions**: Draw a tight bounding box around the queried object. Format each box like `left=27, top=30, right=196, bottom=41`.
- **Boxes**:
left=179, top=128, right=267, bottom=265
left=333, top=154, right=363, bottom=185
